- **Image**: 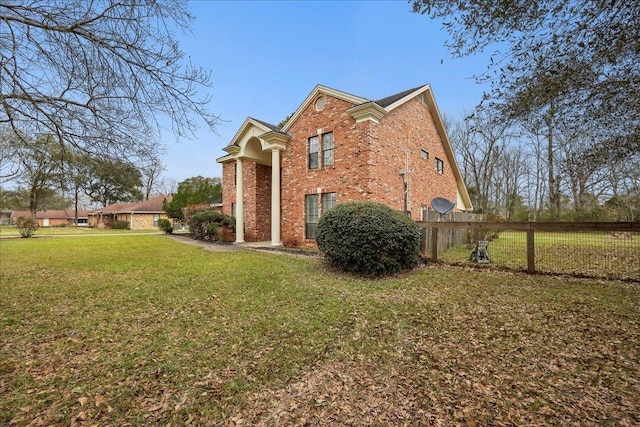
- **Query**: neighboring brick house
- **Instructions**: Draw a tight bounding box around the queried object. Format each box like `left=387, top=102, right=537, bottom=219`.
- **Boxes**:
left=87, top=195, right=169, bottom=230
left=216, top=84, right=473, bottom=247
left=10, top=209, right=89, bottom=227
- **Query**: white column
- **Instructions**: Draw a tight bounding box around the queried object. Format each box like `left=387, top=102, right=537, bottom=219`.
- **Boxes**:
left=235, top=158, right=244, bottom=243
left=271, top=148, right=282, bottom=246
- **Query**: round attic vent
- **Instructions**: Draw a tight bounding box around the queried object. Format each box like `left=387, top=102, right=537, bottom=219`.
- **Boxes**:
left=315, top=96, right=326, bottom=112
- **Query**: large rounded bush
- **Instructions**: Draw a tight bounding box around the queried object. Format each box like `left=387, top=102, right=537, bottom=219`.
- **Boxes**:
left=316, top=201, right=421, bottom=277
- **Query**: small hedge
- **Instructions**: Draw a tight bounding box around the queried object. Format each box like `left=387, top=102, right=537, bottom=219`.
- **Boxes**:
left=15, top=216, right=38, bottom=238
left=112, top=220, right=130, bottom=230
left=185, top=204, right=234, bottom=240
left=316, top=201, right=421, bottom=277
left=157, top=218, right=173, bottom=234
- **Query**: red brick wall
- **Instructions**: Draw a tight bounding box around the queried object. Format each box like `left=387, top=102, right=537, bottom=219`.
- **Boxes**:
left=222, top=162, right=235, bottom=217
left=249, top=163, right=272, bottom=241
left=221, top=91, right=460, bottom=246
left=281, top=95, right=377, bottom=246
left=222, top=159, right=272, bottom=241
left=373, top=96, right=458, bottom=221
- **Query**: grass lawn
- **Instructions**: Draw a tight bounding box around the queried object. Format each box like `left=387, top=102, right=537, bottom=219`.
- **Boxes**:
left=439, top=230, right=640, bottom=280
left=1, top=235, right=639, bottom=426
left=0, top=225, right=159, bottom=237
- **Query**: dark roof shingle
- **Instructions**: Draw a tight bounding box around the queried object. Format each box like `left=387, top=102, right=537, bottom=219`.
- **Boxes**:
left=375, top=85, right=425, bottom=108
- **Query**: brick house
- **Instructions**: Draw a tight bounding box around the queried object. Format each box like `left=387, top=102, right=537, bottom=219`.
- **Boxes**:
left=10, top=209, right=89, bottom=227
left=87, top=195, right=169, bottom=230
left=216, top=84, right=473, bottom=247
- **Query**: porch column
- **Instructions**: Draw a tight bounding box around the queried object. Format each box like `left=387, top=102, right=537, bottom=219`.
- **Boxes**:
left=271, top=148, right=282, bottom=246
left=235, top=158, right=244, bottom=243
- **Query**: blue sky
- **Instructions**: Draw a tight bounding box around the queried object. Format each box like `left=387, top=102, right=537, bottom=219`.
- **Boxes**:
left=163, top=0, right=492, bottom=184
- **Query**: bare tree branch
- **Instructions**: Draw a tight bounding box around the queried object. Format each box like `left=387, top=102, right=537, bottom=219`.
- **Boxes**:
left=0, top=0, right=218, bottom=163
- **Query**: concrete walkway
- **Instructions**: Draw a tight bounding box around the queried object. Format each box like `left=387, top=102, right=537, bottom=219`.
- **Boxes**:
left=165, top=234, right=322, bottom=258
left=164, top=234, right=275, bottom=252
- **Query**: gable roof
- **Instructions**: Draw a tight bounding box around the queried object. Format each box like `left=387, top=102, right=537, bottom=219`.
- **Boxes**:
left=280, top=85, right=368, bottom=133
left=221, top=83, right=473, bottom=210
left=217, top=117, right=290, bottom=165
left=251, top=118, right=284, bottom=133
left=375, top=85, right=425, bottom=108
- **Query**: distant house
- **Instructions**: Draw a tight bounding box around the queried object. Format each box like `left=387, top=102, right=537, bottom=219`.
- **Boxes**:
left=216, top=83, right=473, bottom=247
left=87, top=195, right=169, bottom=230
left=9, top=210, right=89, bottom=227
left=0, top=211, right=11, bottom=225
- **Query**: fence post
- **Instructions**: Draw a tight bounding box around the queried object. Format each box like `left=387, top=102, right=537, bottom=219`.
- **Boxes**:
left=431, top=227, right=438, bottom=262
left=420, top=226, right=427, bottom=254
left=527, top=228, right=535, bottom=274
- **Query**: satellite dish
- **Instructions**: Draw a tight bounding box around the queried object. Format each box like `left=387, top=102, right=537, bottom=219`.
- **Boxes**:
left=431, top=197, right=455, bottom=220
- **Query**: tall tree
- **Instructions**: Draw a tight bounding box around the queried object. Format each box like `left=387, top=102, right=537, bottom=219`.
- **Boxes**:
left=0, top=126, right=21, bottom=181
left=8, top=133, right=66, bottom=215
left=0, top=1, right=218, bottom=163
left=163, top=176, right=222, bottom=220
left=411, top=1, right=640, bottom=156
left=140, top=155, right=167, bottom=201
left=0, top=187, right=71, bottom=211
left=448, top=109, right=516, bottom=215
left=84, top=158, right=143, bottom=207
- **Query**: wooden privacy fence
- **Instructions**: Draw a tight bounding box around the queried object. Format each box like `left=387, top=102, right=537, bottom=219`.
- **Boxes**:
left=418, top=221, right=640, bottom=281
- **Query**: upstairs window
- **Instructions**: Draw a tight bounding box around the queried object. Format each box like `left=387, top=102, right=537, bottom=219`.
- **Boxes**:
left=308, top=136, right=319, bottom=169
left=435, top=158, right=444, bottom=174
left=421, top=149, right=429, bottom=159
left=308, top=131, right=335, bottom=169
left=322, top=132, right=334, bottom=167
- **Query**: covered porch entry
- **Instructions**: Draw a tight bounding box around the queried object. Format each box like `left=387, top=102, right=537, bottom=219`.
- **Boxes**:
left=217, top=118, right=289, bottom=246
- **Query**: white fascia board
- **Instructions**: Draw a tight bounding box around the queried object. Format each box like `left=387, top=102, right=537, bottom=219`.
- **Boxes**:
left=347, top=102, right=388, bottom=124
left=422, top=87, right=474, bottom=211
left=281, top=85, right=368, bottom=132
left=216, top=154, right=235, bottom=164
left=224, top=117, right=273, bottom=149
left=384, top=84, right=430, bottom=112
left=259, top=130, right=289, bottom=150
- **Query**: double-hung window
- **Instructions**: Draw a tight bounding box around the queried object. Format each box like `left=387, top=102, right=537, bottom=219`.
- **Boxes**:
left=308, top=136, right=319, bottom=169
left=305, top=192, right=337, bottom=239
left=321, top=192, right=336, bottom=214
left=322, top=132, right=334, bottom=167
left=308, top=131, right=334, bottom=169
left=305, top=194, right=319, bottom=239
left=435, top=158, right=444, bottom=174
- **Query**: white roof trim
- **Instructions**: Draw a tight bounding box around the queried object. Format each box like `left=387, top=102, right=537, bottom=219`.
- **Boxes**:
left=225, top=117, right=274, bottom=148
left=382, top=84, right=473, bottom=210
left=422, top=87, right=473, bottom=211
left=281, top=85, right=368, bottom=132
left=384, top=84, right=431, bottom=112
left=217, top=117, right=289, bottom=165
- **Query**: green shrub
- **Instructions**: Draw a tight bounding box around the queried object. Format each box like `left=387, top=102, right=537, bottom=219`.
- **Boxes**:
left=185, top=204, right=234, bottom=240
left=15, top=216, right=38, bottom=238
left=157, top=218, right=173, bottom=234
left=113, top=220, right=130, bottom=230
left=316, top=201, right=421, bottom=277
